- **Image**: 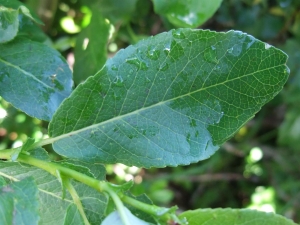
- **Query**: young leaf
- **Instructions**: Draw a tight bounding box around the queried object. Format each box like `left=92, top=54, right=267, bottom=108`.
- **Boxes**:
left=0, top=0, right=43, bottom=24
left=0, top=176, right=40, bottom=225
left=0, top=1, right=43, bottom=43
left=49, top=29, right=289, bottom=168
left=179, top=208, right=298, bottom=225
left=0, top=37, right=73, bottom=121
left=153, top=0, right=223, bottom=28
left=0, top=161, right=108, bottom=224
left=73, top=9, right=110, bottom=84
left=0, top=6, right=19, bottom=43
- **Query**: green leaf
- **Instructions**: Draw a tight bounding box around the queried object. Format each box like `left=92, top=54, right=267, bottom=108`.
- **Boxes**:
left=0, top=6, right=19, bottom=43
left=73, top=9, right=110, bottom=84
left=96, top=0, right=138, bottom=24
left=49, top=29, right=289, bottom=168
left=0, top=37, right=73, bottom=121
left=0, top=0, right=43, bottom=24
left=64, top=204, right=85, bottom=225
left=0, top=1, right=43, bottom=43
left=28, top=147, right=50, bottom=161
left=179, top=208, right=298, bottom=225
left=153, top=0, right=223, bottom=28
left=0, top=161, right=108, bottom=224
left=0, top=176, right=40, bottom=225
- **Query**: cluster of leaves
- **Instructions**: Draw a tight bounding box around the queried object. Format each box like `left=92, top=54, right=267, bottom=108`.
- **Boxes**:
left=0, top=0, right=299, bottom=224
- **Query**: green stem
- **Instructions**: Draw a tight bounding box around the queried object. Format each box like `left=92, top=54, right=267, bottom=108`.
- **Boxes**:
left=0, top=149, right=181, bottom=223
left=0, top=149, right=16, bottom=159
left=64, top=178, right=90, bottom=225
left=120, top=194, right=170, bottom=219
left=105, top=187, right=131, bottom=225
left=17, top=153, right=106, bottom=192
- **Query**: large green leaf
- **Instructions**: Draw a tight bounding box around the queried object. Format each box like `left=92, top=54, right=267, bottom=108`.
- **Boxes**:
left=153, top=0, right=223, bottom=28
left=0, top=37, right=73, bottom=121
left=0, top=161, right=107, bottom=225
left=73, top=9, right=110, bottom=85
left=0, top=176, right=40, bottom=225
left=179, top=208, right=297, bottom=225
left=49, top=29, right=289, bottom=168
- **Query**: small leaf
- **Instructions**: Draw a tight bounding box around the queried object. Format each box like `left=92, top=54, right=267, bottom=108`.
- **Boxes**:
left=73, top=9, right=110, bottom=84
left=102, top=207, right=150, bottom=225
left=179, top=208, right=298, bottom=225
left=0, top=6, right=19, bottom=43
left=0, top=177, right=40, bottom=225
left=59, top=161, right=95, bottom=179
left=0, top=37, right=73, bottom=121
left=21, top=137, right=35, bottom=151
left=153, top=0, right=223, bottom=28
left=0, top=0, right=43, bottom=24
left=49, top=29, right=289, bottom=168
left=28, top=147, right=50, bottom=161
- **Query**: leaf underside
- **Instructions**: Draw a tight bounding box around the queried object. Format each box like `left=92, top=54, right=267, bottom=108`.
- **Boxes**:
left=49, top=28, right=289, bottom=168
left=0, top=161, right=107, bottom=225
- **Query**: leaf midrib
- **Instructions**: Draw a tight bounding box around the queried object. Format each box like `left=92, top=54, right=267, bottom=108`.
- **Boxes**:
left=0, top=57, right=65, bottom=97
left=49, top=63, right=285, bottom=144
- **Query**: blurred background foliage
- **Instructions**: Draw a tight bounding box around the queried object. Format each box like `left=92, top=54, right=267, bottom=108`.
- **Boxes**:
left=1, top=0, right=300, bottom=223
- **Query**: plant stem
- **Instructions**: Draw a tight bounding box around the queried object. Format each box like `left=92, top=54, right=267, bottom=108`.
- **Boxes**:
left=105, top=187, right=131, bottom=225
left=120, top=194, right=170, bottom=219
left=0, top=149, right=15, bottom=159
left=0, top=149, right=181, bottom=223
left=16, top=153, right=106, bottom=192
left=64, top=178, right=90, bottom=225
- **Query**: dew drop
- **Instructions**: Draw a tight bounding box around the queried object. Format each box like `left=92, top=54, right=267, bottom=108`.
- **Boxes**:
left=172, top=29, right=186, bottom=39
left=111, top=64, right=118, bottom=71
left=147, top=47, right=160, bottom=60
left=113, top=76, right=124, bottom=87
left=163, top=42, right=171, bottom=55
left=204, top=45, right=218, bottom=64
left=186, top=133, right=191, bottom=143
left=158, top=62, right=169, bottom=71
left=264, top=43, right=272, bottom=50
left=126, top=57, right=149, bottom=71
left=190, top=119, right=196, bottom=127
left=227, top=47, right=233, bottom=54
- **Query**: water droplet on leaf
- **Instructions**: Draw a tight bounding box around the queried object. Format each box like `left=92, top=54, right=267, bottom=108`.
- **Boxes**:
left=204, top=46, right=218, bottom=64
left=264, top=43, right=272, bottom=50
left=126, top=57, right=149, bottom=71
left=113, top=76, right=124, bottom=87
left=158, top=62, right=169, bottom=71
left=111, top=64, right=118, bottom=71
left=172, top=29, right=186, bottom=39
left=147, top=47, right=160, bottom=60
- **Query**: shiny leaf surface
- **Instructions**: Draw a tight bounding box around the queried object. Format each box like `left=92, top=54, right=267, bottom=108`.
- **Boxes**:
left=179, top=208, right=297, bottom=225
left=49, top=29, right=289, bottom=168
left=0, top=37, right=73, bottom=121
left=153, top=0, right=223, bottom=28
